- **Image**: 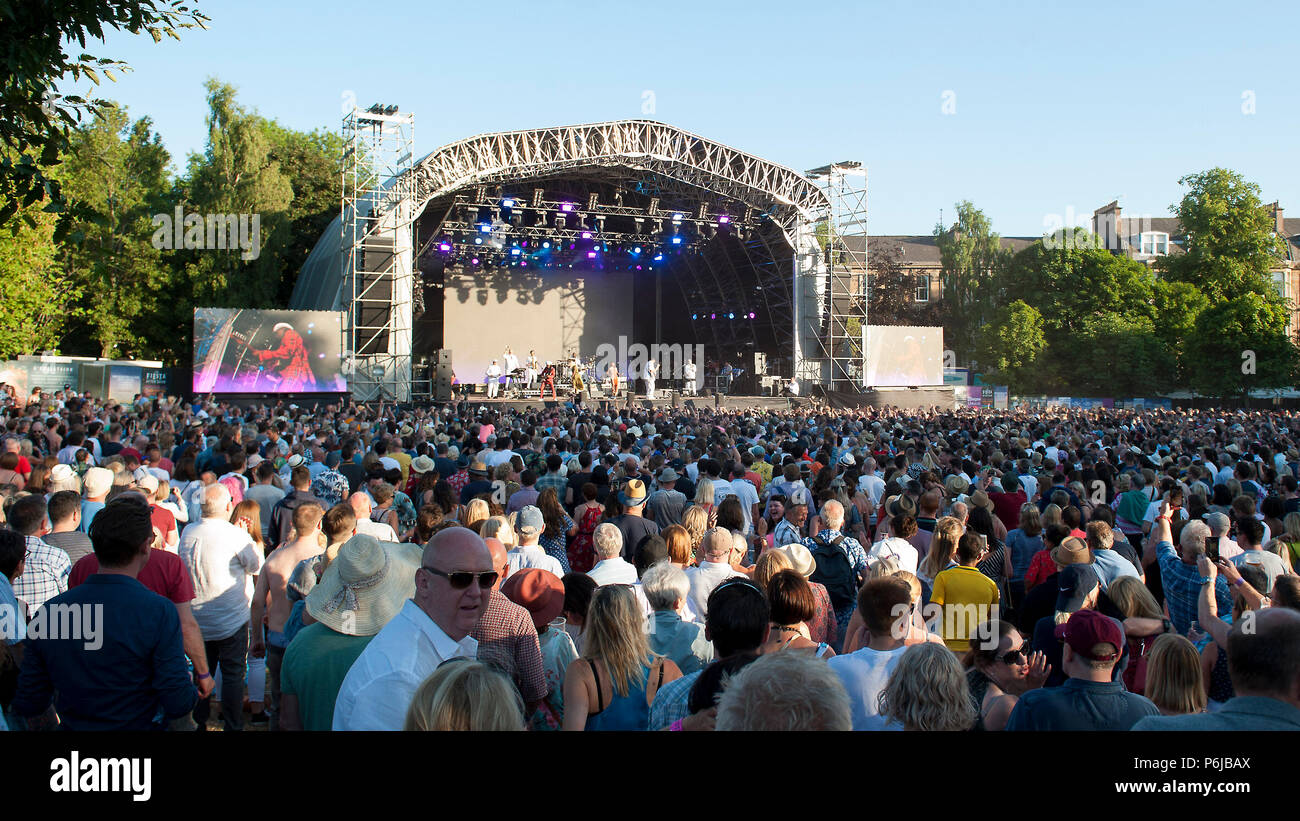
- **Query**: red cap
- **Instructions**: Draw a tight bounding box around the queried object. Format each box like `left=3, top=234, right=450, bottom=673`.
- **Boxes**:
left=1053, top=609, right=1122, bottom=662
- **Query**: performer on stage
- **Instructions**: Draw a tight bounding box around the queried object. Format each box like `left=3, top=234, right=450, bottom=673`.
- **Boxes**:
left=643, top=358, right=658, bottom=398
left=540, top=362, right=559, bottom=402
left=525, top=349, right=540, bottom=387
left=503, top=347, right=519, bottom=391
left=683, top=359, right=697, bottom=395
left=572, top=360, right=585, bottom=404
left=606, top=361, right=620, bottom=398
left=782, top=376, right=799, bottom=397
left=485, top=359, right=502, bottom=398
left=253, top=322, right=315, bottom=392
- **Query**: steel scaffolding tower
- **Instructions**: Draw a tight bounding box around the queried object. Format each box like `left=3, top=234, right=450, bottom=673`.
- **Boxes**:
left=800, top=162, right=868, bottom=391
left=342, top=104, right=415, bottom=401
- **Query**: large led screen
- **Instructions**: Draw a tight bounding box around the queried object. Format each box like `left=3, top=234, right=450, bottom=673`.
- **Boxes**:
left=193, top=308, right=346, bottom=393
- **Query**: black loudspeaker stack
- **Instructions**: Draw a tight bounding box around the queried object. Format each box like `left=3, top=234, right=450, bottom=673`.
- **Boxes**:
left=435, top=349, right=453, bottom=401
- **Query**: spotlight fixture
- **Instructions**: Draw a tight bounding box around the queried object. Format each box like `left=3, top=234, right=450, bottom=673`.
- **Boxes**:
left=438, top=242, right=452, bottom=252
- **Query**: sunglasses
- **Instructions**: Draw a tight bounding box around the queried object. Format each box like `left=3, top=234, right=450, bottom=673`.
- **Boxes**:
left=421, top=566, right=498, bottom=590
left=996, top=646, right=1030, bottom=666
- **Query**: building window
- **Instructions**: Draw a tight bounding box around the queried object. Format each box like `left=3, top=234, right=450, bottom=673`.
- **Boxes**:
left=1139, top=232, right=1169, bottom=256
left=1271, top=270, right=1287, bottom=301
left=915, top=274, right=929, bottom=302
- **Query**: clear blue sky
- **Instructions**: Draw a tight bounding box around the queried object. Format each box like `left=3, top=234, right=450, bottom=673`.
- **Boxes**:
left=59, top=0, right=1299, bottom=235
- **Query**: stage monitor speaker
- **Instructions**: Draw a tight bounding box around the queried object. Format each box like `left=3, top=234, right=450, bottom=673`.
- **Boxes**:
left=749, top=352, right=767, bottom=376
left=435, top=348, right=452, bottom=366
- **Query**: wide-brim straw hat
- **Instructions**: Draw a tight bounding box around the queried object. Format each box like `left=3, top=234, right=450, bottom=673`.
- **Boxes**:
left=777, top=543, right=817, bottom=578
left=305, top=534, right=418, bottom=636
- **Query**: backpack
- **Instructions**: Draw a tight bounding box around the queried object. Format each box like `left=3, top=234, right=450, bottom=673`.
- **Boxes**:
left=809, top=533, right=857, bottom=614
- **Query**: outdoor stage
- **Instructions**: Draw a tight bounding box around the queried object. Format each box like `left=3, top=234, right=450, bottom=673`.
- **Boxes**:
left=441, top=385, right=954, bottom=413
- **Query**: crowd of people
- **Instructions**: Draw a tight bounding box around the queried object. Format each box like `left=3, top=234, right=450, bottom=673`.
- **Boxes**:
left=1, top=384, right=1299, bottom=731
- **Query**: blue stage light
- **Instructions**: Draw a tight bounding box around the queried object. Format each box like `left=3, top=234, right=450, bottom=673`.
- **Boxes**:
left=671, top=236, right=682, bottom=245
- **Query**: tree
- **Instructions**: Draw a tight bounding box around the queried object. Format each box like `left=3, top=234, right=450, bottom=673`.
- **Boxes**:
left=934, top=201, right=1010, bottom=364
left=1184, top=293, right=1297, bottom=397
left=866, top=242, right=923, bottom=326
left=0, top=1, right=206, bottom=236
left=1157, top=168, right=1289, bottom=303
left=0, top=205, right=80, bottom=358
left=1151, top=279, right=1209, bottom=382
left=1001, top=232, right=1156, bottom=337
left=975, top=300, right=1045, bottom=392
left=1065, top=314, right=1176, bottom=397
left=261, top=120, right=345, bottom=304
left=182, top=78, right=293, bottom=310
left=58, top=103, right=177, bottom=358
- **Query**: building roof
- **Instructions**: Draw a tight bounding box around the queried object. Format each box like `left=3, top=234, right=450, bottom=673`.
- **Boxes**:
left=850, top=234, right=1038, bottom=267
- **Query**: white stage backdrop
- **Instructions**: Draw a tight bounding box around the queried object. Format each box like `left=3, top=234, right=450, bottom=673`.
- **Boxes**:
left=442, top=268, right=633, bottom=385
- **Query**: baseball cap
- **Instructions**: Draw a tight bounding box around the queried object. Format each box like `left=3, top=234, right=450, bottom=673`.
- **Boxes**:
left=1052, top=609, right=1122, bottom=662
left=1054, top=564, right=1100, bottom=613
left=516, top=505, right=545, bottom=538
left=1202, top=511, right=1230, bottom=533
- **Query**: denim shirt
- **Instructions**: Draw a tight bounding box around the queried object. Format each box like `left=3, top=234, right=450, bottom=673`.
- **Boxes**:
left=647, top=610, right=714, bottom=675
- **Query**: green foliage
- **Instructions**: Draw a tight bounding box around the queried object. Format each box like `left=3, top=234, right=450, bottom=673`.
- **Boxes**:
left=261, top=120, right=345, bottom=303
left=1184, top=293, right=1297, bottom=397
left=975, top=300, right=1044, bottom=392
left=0, top=205, right=80, bottom=358
left=934, top=201, right=1011, bottom=363
left=1002, top=233, right=1157, bottom=336
left=0, top=1, right=207, bottom=236
left=58, top=103, right=175, bottom=358
left=182, top=78, right=293, bottom=309
left=1157, top=168, right=1289, bottom=302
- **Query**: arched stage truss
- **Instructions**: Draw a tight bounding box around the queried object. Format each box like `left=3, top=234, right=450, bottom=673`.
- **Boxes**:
left=293, top=116, right=867, bottom=401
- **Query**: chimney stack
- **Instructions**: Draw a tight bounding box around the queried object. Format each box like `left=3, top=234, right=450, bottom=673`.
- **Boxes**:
left=1271, top=201, right=1285, bottom=235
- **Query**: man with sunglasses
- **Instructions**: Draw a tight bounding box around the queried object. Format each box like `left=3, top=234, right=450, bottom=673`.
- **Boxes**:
left=332, top=527, right=493, bottom=730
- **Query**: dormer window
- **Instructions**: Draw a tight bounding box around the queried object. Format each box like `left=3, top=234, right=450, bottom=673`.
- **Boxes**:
left=1139, top=232, right=1169, bottom=256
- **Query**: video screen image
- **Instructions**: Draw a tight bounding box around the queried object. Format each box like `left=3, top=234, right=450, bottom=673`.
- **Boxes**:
left=193, top=309, right=346, bottom=394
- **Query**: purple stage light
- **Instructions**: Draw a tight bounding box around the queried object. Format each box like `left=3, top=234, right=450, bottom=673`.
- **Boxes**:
left=581, top=231, right=592, bottom=239
left=438, top=242, right=452, bottom=252
left=710, top=313, right=717, bottom=320
left=560, top=203, right=575, bottom=212
left=471, top=257, right=480, bottom=265
left=587, top=251, right=597, bottom=258
left=718, top=215, right=730, bottom=224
